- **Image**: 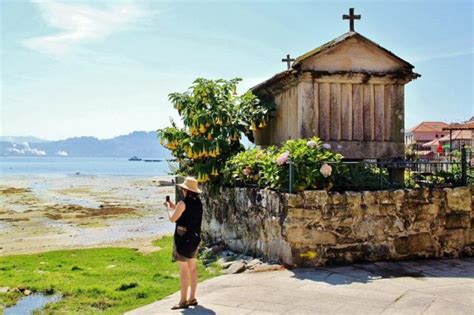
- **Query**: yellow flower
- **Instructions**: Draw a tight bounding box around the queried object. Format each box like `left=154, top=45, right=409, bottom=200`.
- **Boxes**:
left=207, top=133, right=213, bottom=141
left=199, top=124, right=206, bottom=134
left=258, top=121, right=267, bottom=128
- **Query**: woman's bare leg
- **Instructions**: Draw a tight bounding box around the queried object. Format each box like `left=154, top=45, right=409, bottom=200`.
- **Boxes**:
left=187, top=258, right=198, bottom=300
left=177, top=261, right=189, bottom=303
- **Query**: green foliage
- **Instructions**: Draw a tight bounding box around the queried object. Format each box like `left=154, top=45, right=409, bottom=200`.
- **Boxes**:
left=332, top=163, right=393, bottom=191
left=0, top=237, right=220, bottom=314
left=224, top=137, right=342, bottom=191
left=158, top=78, right=274, bottom=184
left=405, top=164, right=467, bottom=188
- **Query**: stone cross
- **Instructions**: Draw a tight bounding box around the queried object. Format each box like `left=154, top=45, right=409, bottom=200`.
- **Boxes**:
left=282, top=54, right=295, bottom=70
left=343, top=8, right=361, bottom=32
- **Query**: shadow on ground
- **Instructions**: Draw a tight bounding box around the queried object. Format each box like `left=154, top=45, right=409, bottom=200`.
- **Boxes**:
left=290, top=258, right=474, bottom=285
left=179, top=305, right=216, bottom=314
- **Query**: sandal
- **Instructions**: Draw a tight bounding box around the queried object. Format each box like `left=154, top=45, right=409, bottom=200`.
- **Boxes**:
left=171, top=301, right=189, bottom=310
left=187, top=298, right=198, bottom=306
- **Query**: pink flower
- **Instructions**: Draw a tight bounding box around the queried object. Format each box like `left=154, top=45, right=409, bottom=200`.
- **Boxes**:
left=320, top=163, right=332, bottom=178
left=276, top=151, right=289, bottom=166
left=322, top=143, right=331, bottom=150
left=307, top=140, right=317, bottom=148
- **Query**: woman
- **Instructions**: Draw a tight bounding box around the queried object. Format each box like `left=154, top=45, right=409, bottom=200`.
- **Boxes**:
left=164, top=176, right=203, bottom=310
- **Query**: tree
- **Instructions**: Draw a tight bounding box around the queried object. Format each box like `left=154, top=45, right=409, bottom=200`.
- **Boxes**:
left=158, top=78, right=274, bottom=184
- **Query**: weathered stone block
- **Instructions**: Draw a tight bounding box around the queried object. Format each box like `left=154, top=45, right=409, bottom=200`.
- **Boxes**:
left=421, top=204, right=440, bottom=216
left=345, top=191, right=363, bottom=220
left=379, top=204, right=397, bottom=216
left=378, top=191, right=393, bottom=204
left=407, top=188, right=429, bottom=204
left=361, top=243, right=390, bottom=259
left=362, top=191, right=382, bottom=216
left=407, top=233, right=434, bottom=252
left=469, top=229, right=474, bottom=245
left=446, top=214, right=470, bottom=229
left=392, top=189, right=405, bottom=204
left=287, top=208, right=323, bottom=221
left=286, top=193, right=304, bottom=208
left=394, top=237, right=409, bottom=255
left=362, top=191, right=377, bottom=205
left=287, top=228, right=336, bottom=245
left=440, top=229, right=466, bottom=254
left=203, top=186, right=472, bottom=267
left=330, top=192, right=345, bottom=205
left=303, top=190, right=328, bottom=208
left=445, top=187, right=471, bottom=212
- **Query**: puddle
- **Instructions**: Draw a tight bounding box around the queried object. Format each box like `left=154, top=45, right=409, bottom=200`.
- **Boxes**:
left=4, top=293, right=62, bottom=315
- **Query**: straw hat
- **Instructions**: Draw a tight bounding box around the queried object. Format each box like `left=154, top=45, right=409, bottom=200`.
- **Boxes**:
left=177, top=177, right=202, bottom=194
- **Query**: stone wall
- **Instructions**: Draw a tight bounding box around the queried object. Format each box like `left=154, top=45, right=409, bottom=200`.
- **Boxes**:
left=201, top=186, right=473, bottom=267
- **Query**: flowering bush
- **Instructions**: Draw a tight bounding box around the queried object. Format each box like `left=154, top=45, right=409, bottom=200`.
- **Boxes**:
left=158, top=78, right=274, bottom=184
left=224, top=137, right=342, bottom=191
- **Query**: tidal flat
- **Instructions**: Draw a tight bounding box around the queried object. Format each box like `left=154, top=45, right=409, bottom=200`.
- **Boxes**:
left=0, top=175, right=176, bottom=256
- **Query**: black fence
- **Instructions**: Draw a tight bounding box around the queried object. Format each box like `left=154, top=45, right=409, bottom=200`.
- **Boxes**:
left=289, top=145, right=472, bottom=192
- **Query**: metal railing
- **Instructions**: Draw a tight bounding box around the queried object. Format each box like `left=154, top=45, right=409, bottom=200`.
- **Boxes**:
left=288, top=145, right=471, bottom=193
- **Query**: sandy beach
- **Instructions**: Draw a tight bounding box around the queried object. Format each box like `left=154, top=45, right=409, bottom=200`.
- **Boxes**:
left=0, top=175, right=176, bottom=256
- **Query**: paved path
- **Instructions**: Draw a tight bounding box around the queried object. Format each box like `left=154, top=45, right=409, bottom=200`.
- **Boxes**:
left=126, top=258, right=474, bottom=315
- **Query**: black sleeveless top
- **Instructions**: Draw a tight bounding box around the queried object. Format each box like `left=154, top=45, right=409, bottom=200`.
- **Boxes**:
left=175, top=196, right=203, bottom=235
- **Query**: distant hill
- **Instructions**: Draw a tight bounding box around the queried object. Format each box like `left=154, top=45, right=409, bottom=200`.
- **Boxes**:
left=0, top=136, right=51, bottom=143
left=0, top=131, right=171, bottom=158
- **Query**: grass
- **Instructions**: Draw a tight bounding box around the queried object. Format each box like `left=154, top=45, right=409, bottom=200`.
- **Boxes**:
left=0, top=236, right=221, bottom=314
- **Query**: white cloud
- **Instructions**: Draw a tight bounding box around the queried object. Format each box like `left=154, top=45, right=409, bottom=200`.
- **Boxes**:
left=22, top=0, right=147, bottom=55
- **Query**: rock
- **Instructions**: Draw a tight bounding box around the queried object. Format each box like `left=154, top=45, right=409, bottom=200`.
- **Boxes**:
left=225, top=261, right=246, bottom=274
left=221, top=223, right=237, bottom=240
left=220, top=261, right=235, bottom=269
left=446, top=214, right=470, bottom=229
left=249, top=263, right=283, bottom=273
left=445, top=187, right=471, bottom=212
left=246, top=259, right=262, bottom=269
left=227, top=239, right=245, bottom=252
left=303, top=190, right=328, bottom=208
left=23, top=289, right=32, bottom=296
left=286, top=194, right=304, bottom=208
left=0, top=287, right=9, bottom=293
left=210, top=244, right=224, bottom=254
left=219, top=250, right=236, bottom=257
left=287, top=229, right=336, bottom=245
left=408, top=233, right=434, bottom=253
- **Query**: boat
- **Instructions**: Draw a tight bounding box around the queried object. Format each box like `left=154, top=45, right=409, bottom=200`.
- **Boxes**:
left=144, top=159, right=162, bottom=162
left=128, top=156, right=142, bottom=161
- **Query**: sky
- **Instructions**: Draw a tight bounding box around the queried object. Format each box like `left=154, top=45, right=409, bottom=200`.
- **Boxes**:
left=1, top=0, right=473, bottom=140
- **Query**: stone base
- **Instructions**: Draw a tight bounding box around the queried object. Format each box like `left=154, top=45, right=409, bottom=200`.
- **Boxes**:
left=201, top=186, right=474, bottom=267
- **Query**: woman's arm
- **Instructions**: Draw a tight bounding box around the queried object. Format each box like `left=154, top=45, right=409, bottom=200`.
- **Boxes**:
left=165, top=200, right=185, bottom=222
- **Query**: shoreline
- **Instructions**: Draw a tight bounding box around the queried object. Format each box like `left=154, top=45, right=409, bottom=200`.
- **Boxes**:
left=0, top=174, right=176, bottom=256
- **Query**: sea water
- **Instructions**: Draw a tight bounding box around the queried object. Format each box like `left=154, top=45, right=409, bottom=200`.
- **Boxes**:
left=0, top=157, right=172, bottom=177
